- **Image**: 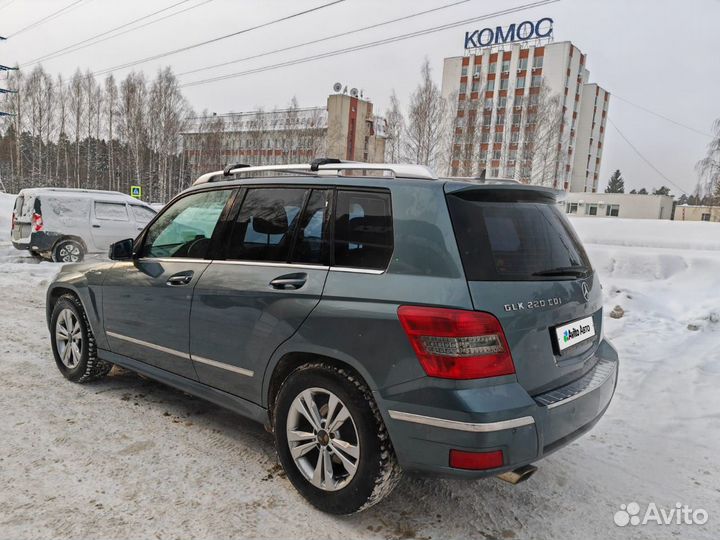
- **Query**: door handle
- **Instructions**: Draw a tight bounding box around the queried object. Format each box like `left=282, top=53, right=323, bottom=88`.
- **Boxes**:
left=269, top=273, right=307, bottom=290
left=167, top=272, right=194, bottom=286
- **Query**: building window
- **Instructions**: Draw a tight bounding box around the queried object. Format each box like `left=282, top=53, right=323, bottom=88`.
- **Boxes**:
left=494, top=132, right=503, bottom=142
left=482, top=114, right=491, bottom=127
left=512, top=113, right=521, bottom=125
left=498, top=96, right=507, bottom=108
left=484, top=98, right=493, bottom=109
left=461, top=67, right=468, bottom=76
left=489, top=62, right=497, bottom=73
left=533, top=55, right=544, bottom=68
left=566, top=203, right=578, bottom=214
left=481, top=132, right=490, bottom=143
left=499, top=78, right=509, bottom=90
left=471, top=80, right=479, bottom=92
left=459, top=82, right=467, bottom=93
left=531, top=75, right=543, bottom=87
left=493, top=150, right=501, bottom=159
left=586, top=204, right=598, bottom=216
left=516, top=76, right=526, bottom=89
left=487, top=80, right=495, bottom=91
left=501, top=60, right=510, bottom=72
left=511, top=131, right=520, bottom=142
left=605, top=204, right=620, bottom=217
left=491, top=168, right=499, bottom=176
left=496, top=114, right=505, bottom=125
left=518, top=58, right=528, bottom=70
left=701, top=213, right=711, bottom=221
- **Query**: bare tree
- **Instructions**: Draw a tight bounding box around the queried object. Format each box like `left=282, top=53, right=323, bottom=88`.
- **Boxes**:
left=384, top=90, right=404, bottom=163
left=696, top=118, right=720, bottom=204
left=404, top=59, right=449, bottom=173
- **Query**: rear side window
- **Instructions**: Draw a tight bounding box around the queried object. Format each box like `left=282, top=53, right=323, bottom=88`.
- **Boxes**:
left=13, top=196, right=24, bottom=215
left=447, top=191, right=591, bottom=281
left=95, top=202, right=129, bottom=221
left=291, top=189, right=331, bottom=265
left=333, top=190, right=393, bottom=270
left=227, top=187, right=307, bottom=262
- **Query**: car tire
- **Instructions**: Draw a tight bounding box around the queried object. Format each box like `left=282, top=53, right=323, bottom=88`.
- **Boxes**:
left=274, top=363, right=402, bottom=514
left=53, top=239, right=84, bottom=263
left=50, top=294, right=113, bottom=383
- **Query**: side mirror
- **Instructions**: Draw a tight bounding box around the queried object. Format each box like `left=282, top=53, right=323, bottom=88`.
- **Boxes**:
left=108, top=238, right=135, bottom=261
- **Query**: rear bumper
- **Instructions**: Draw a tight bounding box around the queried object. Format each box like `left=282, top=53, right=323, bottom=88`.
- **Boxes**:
left=377, top=339, right=618, bottom=478
left=12, top=231, right=59, bottom=254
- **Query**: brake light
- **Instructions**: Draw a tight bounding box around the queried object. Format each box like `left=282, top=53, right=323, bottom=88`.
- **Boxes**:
left=397, top=306, right=515, bottom=380
left=11, top=211, right=16, bottom=231
left=450, top=449, right=504, bottom=470
left=32, top=212, right=43, bottom=232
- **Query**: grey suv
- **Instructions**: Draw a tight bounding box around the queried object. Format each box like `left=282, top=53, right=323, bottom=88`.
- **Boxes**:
left=46, top=160, right=618, bottom=514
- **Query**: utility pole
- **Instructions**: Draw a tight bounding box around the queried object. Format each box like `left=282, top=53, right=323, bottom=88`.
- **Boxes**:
left=0, top=34, right=18, bottom=192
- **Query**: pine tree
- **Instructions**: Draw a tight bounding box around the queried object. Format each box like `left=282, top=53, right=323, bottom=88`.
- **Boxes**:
left=604, top=169, right=624, bottom=193
left=653, top=186, right=671, bottom=196
left=638, top=188, right=648, bottom=194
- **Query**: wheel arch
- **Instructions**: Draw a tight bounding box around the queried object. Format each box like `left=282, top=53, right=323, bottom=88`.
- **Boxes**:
left=264, top=348, right=378, bottom=431
left=53, top=235, right=88, bottom=257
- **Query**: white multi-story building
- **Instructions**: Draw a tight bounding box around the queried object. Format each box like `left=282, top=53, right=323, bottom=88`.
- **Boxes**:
left=442, top=36, right=609, bottom=192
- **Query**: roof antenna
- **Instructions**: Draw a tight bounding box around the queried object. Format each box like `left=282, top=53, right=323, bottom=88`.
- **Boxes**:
left=475, top=168, right=487, bottom=182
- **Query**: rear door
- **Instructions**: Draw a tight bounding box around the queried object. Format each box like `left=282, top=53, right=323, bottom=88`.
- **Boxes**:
left=11, top=193, right=35, bottom=244
left=102, top=188, right=235, bottom=379
left=445, top=187, right=604, bottom=395
left=189, top=186, right=332, bottom=402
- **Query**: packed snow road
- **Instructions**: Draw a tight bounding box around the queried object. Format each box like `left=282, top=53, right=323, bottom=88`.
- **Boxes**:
left=1, top=194, right=718, bottom=539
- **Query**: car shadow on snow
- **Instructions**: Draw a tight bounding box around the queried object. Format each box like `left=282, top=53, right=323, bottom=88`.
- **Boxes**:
left=84, top=366, right=590, bottom=539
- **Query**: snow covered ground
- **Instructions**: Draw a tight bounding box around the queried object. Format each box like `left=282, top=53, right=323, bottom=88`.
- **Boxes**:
left=0, top=192, right=718, bottom=539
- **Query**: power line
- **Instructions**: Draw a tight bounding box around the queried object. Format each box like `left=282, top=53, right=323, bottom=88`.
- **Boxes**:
left=608, top=118, right=690, bottom=195
left=179, top=0, right=559, bottom=89
left=178, top=0, right=474, bottom=78
left=90, top=0, right=348, bottom=78
left=612, top=94, right=713, bottom=139
left=22, top=0, right=211, bottom=67
left=8, top=0, right=89, bottom=38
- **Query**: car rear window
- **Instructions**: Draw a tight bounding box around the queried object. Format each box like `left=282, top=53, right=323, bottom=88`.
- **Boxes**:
left=446, top=190, right=591, bottom=281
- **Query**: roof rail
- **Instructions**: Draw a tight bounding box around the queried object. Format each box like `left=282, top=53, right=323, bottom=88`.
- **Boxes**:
left=193, top=160, right=437, bottom=186
left=444, top=175, right=521, bottom=185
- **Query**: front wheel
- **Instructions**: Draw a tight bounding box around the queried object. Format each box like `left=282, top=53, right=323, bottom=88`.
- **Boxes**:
left=274, top=363, right=401, bottom=514
left=53, top=239, right=84, bottom=263
left=50, top=294, right=112, bottom=383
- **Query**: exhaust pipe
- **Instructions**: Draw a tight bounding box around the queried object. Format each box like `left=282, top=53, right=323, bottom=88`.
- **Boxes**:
left=497, top=464, right=538, bottom=485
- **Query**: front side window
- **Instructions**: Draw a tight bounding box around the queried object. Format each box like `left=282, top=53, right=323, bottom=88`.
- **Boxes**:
left=227, top=187, right=307, bottom=262
left=334, top=190, right=393, bottom=270
left=131, top=205, right=156, bottom=224
left=141, top=189, right=231, bottom=259
left=95, top=202, right=129, bottom=221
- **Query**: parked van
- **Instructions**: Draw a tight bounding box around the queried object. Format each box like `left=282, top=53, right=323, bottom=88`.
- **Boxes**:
left=11, top=188, right=156, bottom=262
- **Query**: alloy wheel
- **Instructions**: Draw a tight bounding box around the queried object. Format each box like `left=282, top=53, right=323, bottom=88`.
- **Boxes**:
left=286, top=387, right=360, bottom=491
left=59, top=243, right=81, bottom=263
left=55, top=308, right=83, bottom=369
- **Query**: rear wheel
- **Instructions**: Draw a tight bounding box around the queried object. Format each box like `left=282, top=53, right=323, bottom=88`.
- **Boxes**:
left=274, top=363, right=401, bottom=514
left=50, top=294, right=112, bottom=383
left=53, top=239, right=84, bottom=263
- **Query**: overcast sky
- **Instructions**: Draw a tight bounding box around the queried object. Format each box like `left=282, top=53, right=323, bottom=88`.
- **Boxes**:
left=1, top=0, right=718, bottom=194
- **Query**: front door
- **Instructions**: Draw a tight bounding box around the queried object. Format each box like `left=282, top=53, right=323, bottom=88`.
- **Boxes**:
left=190, top=186, right=332, bottom=402
left=91, top=201, right=136, bottom=252
left=102, top=188, right=235, bottom=379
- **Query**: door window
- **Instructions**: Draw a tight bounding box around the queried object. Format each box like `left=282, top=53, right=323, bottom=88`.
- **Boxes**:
left=291, top=189, right=331, bottom=265
left=226, top=187, right=307, bottom=262
left=95, top=202, right=129, bottom=221
left=140, top=189, right=232, bottom=259
left=130, top=205, right=156, bottom=224
left=333, top=190, right=393, bottom=270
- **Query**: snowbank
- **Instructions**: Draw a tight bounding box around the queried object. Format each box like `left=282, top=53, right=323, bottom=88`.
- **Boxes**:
left=569, top=216, right=720, bottom=251
left=0, top=192, right=15, bottom=242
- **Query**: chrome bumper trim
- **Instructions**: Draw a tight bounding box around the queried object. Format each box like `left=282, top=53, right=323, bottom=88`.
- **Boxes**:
left=535, top=358, right=617, bottom=410
left=388, top=410, right=535, bottom=432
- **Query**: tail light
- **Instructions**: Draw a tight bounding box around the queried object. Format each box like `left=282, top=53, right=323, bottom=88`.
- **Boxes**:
left=11, top=211, right=16, bottom=231
left=32, top=212, right=43, bottom=232
left=397, top=306, right=515, bottom=380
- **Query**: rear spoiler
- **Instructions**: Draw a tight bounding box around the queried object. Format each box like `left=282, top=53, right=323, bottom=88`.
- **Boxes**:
left=443, top=181, right=566, bottom=203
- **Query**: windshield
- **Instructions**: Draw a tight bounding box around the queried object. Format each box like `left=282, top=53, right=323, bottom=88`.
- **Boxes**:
left=446, top=191, right=592, bottom=281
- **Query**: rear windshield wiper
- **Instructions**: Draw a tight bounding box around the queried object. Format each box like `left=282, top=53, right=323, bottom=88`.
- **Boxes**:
left=532, top=265, right=590, bottom=278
